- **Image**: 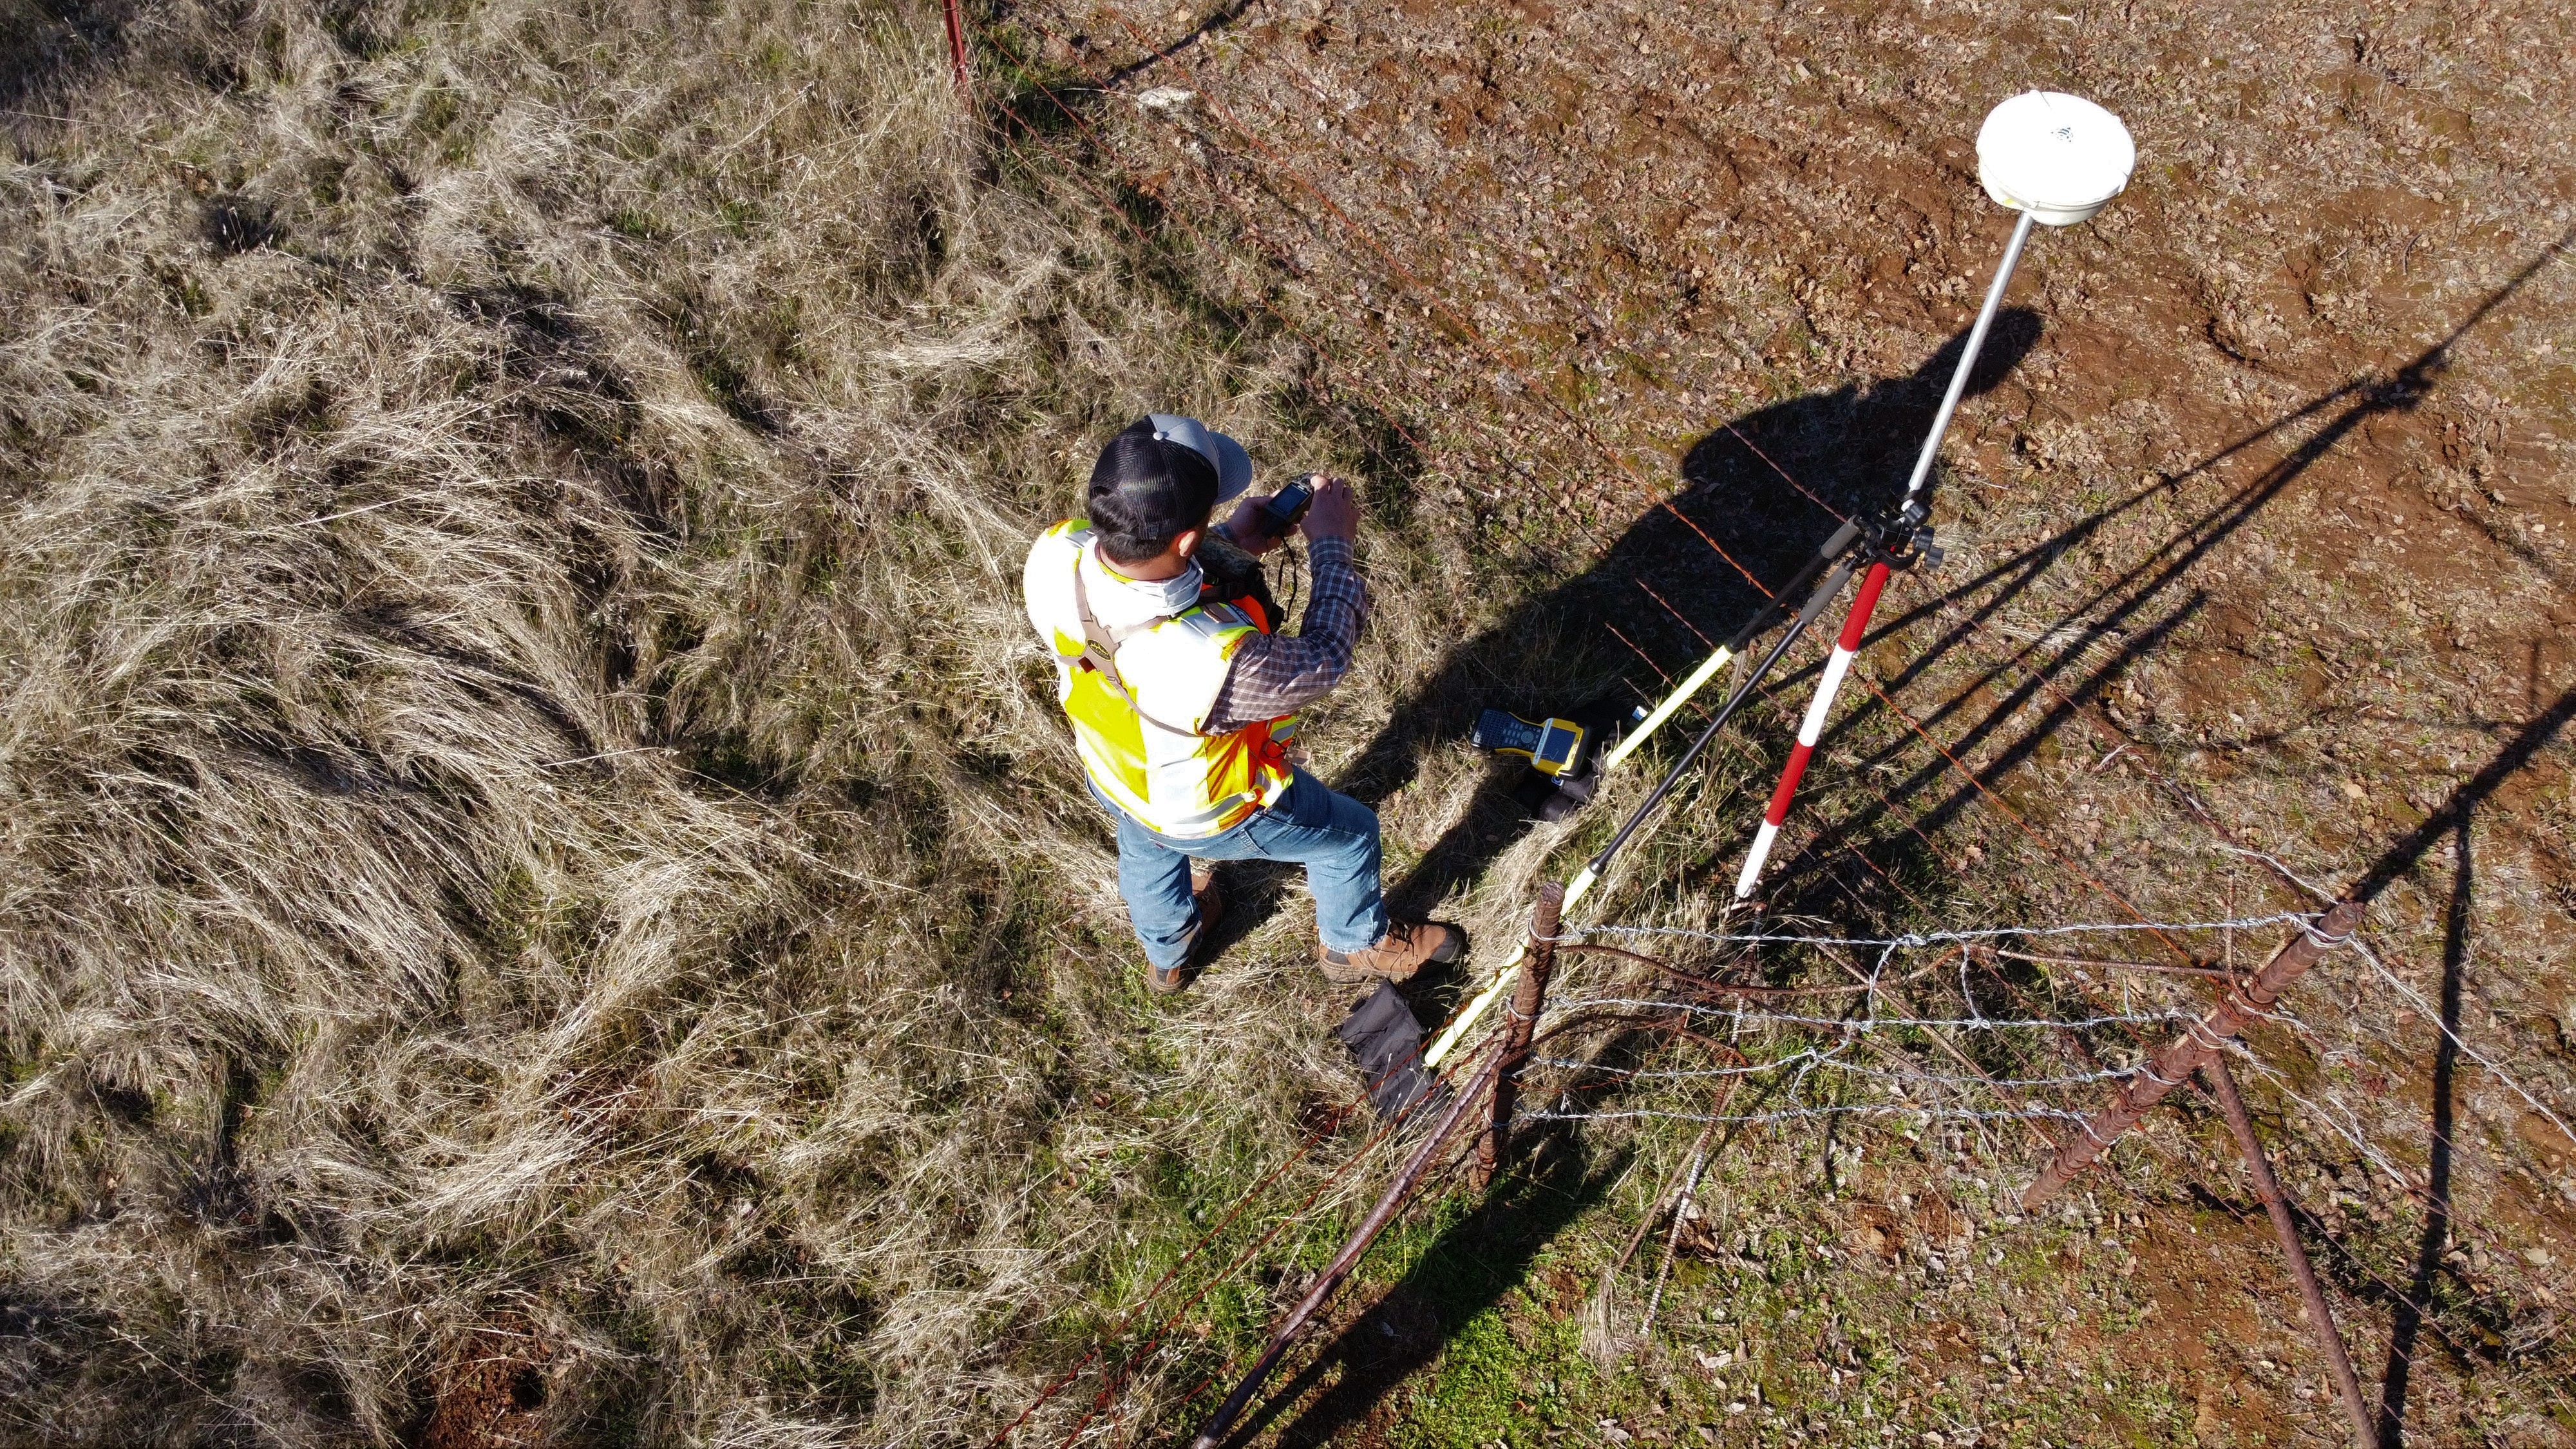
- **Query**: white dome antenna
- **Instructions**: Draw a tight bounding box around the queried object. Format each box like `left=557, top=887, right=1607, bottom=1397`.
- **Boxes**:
left=1895, top=91, right=2134, bottom=509
left=1977, top=91, right=2137, bottom=225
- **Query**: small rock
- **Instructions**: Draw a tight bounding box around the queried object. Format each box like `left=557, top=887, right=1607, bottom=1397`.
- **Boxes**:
left=1135, top=86, right=1195, bottom=112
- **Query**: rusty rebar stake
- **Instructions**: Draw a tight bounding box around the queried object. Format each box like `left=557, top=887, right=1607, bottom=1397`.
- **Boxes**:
left=2022, top=900, right=2363, bottom=1209
left=1477, top=881, right=1564, bottom=1189
left=2208, top=1056, right=2374, bottom=1449
left=942, top=0, right=971, bottom=91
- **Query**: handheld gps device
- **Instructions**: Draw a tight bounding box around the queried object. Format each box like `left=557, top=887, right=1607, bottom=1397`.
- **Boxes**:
left=1472, top=709, right=1593, bottom=779
left=1253, top=475, right=1317, bottom=540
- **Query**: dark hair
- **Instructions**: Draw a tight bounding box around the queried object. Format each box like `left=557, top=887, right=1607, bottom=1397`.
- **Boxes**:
left=1087, top=418, right=1219, bottom=565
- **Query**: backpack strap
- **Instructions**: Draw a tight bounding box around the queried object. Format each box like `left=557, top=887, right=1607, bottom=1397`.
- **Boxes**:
left=1068, top=551, right=1204, bottom=737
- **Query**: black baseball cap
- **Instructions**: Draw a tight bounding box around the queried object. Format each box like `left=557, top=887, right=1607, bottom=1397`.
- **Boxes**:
left=1086, top=413, right=1256, bottom=535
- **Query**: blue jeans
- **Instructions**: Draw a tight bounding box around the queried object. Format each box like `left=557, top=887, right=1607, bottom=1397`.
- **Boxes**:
left=1090, top=770, right=1388, bottom=972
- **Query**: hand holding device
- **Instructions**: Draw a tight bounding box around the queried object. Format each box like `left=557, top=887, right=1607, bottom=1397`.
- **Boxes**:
left=1220, top=473, right=1323, bottom=554
left=1299, top=474, right=1358, bottom=543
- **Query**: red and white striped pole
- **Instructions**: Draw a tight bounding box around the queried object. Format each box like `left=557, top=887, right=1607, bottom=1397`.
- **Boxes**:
left=1733, top=558, right=1891, bottom=900
left=1728, top=93, right=2136, bottom=903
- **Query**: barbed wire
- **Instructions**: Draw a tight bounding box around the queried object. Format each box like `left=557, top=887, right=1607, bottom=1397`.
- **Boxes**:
left=1518, top=1104, right=2090, bottom=1127
left=1520, top=956, right=2188, bottom=1132
left=2232, top=1048, right=2441, bottom=1197
left=1559, top=910, right=2318, bottom=952
left=1540, top=994, right=2188, bottom=1034
left=2346, top=935, right=2576, bottom=1150
left=1527, top=1052, right=2140, bottom=1093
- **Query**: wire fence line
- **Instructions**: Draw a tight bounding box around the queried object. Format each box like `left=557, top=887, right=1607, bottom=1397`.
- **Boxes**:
left=1557, top=909, right=2320, bottom=952
left=1511, top=945, right=2195, bottom=1132
left=1516, top=1104, right=2094, bottom=1128
left=1541, top=995, right=2190, bottom=1034
left=1520, top=902, right=2571, bottom=1267
left=1497, top=905, right=2375, bottom=1185
left=2345, top=933, right=2576, bottom=1150
left=1528, top=1052, right=2142, bottom=1092
left=1513, top=893, right=2575, bottom=1414
left=1521, top=909, right=2367, bottom=1090
left=2235, top=1048, right=2444, bottom=1197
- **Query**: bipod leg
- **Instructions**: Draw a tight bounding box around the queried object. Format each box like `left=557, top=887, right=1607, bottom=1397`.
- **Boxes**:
left=1425, top=540, right=1868, bottom=1072
left=1602, top=516, right=1865, bottom=773
left=1579, top=545, right=1866, bottom=892
left=1734, top=552, right=1897, bottom=900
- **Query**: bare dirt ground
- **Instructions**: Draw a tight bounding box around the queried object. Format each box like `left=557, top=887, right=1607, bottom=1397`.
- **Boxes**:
left=990, top=0, right=2576, bottom=1443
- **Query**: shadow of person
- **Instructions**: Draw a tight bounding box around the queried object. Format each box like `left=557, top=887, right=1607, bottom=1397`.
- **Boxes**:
left=1332, top=310, right=2044, bottom=931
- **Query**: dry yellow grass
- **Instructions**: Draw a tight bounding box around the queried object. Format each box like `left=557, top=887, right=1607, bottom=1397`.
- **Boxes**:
left=0, top=1, right=1408, bottom=1441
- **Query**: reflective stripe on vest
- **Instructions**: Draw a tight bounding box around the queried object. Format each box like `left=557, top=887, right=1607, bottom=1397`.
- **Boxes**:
left=1022, top=520, right=1296, bottom=838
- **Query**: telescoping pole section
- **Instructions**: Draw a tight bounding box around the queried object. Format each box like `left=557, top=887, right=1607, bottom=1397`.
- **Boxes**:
left=1728, top=210, right=2032, bottom=902
left=1900, top=212, right=2035, bottom=506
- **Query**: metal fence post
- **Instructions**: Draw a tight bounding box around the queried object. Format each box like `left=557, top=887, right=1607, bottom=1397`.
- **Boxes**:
left=2021, top=900, right=2362, bottom=1209
left=2208, top=1057, right=2375, bottom=1449
left=1477, top=881, right=1564, bottom=1189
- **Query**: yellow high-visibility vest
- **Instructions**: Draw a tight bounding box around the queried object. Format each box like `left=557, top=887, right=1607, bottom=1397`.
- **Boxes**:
left=1022, top=520, right=1297, bottom=838
left=1020, top=518, right=1298, bottom=835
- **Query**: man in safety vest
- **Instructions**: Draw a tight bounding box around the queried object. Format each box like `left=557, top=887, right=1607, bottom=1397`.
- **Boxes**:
left=1023, top=415, right=1464, bottom=994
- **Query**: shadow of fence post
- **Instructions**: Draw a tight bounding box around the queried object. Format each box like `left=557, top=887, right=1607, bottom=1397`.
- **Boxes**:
left=1186, top=1050, right=1503, bottom=1449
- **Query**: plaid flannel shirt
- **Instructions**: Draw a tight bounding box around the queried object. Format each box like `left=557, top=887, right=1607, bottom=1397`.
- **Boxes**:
left=1206, top=536, right=1367, bottom=732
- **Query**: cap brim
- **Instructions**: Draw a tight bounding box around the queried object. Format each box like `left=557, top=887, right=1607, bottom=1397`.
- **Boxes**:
left=1207, top=430, right=1255, bottom=506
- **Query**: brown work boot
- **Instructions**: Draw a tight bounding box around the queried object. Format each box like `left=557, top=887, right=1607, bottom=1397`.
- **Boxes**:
left=1148, top=863, right=1227, bottom=996
left=1190, top=860, right=1224, bottom=935
left=1316, top=921, right=1464, bottom=984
